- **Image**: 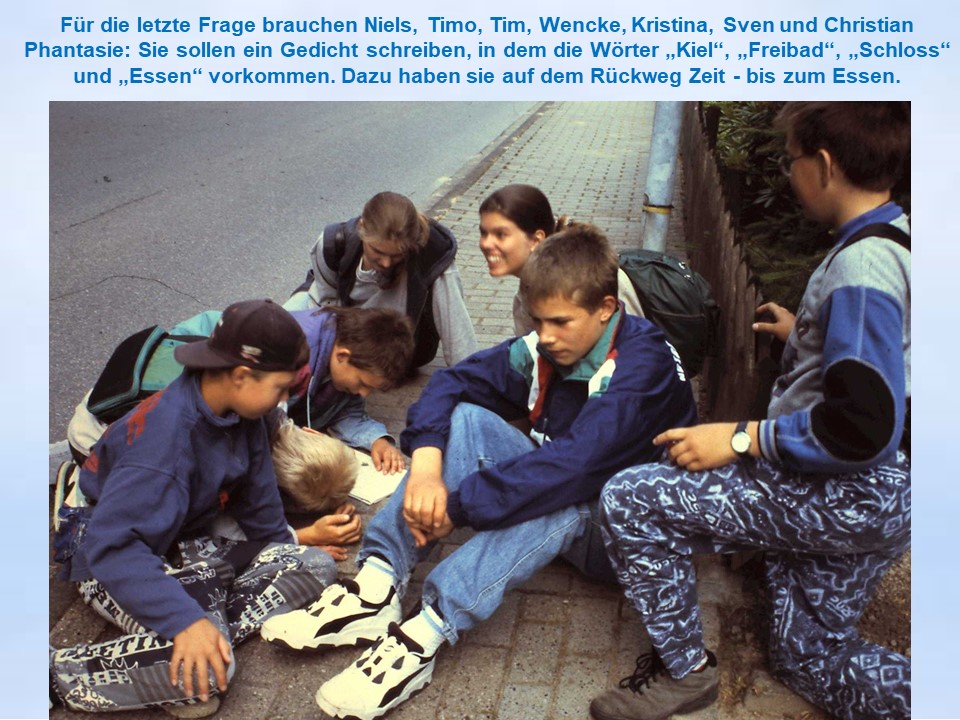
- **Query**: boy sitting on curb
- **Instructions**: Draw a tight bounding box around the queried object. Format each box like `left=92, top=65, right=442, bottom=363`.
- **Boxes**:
left=50, top=300, right=337, bottom=716
left=590, top=102, right=911, bottom=720
left=262, top=225, right=698, bottom=720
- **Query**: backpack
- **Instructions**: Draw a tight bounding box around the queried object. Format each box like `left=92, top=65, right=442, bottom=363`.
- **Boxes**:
left=85, top=311, right=222, bottom=424
left=618, top=250, right=720, bottom=377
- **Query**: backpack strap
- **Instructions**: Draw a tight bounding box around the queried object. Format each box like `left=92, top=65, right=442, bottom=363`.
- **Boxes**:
left=824, top=222, right=910, bottom=271
left=405, top=220, right=457, bottom=367
left=321, top=219, right=364, bottom=306
left=86, top=326, right=168, bottom=423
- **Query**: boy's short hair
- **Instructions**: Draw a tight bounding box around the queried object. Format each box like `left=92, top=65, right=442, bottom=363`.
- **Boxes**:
left=271, top=420, right=358, bottom=513
left=776, top=102, right=910, bottom=193
left=323, top=306, right=415, bottom=385
left=519, top=223, right=618, bottom=312
left=175, top=299, right=309, bottom=372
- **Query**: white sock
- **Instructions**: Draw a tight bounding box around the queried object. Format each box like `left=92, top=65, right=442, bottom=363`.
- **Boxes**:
left=400, top=605, right=446, bottom=656
left=355, top=556, right=396, bottom=604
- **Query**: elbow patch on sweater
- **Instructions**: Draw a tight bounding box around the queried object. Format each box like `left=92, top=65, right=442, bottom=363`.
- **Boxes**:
left=811, top=359, right=896, bottom=461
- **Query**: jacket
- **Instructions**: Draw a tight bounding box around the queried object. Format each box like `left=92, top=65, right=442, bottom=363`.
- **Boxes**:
left=305, top=217, right=477, bottom=367
left=761, top=203, right=911, bottom=472
left=62, top=372, right=291, bottom=640
left=401, top=308, right=698, bottom=530
left=286, top=308, right=391, bottom=449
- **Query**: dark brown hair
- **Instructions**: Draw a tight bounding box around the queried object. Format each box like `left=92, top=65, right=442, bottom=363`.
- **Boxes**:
left=520, top=224, right=618, bottom=312
left=479, top=184, right=567, bottom=237
left=322, top=306, right=414, bottom=385
left=776, top=102, right=910, bottom=192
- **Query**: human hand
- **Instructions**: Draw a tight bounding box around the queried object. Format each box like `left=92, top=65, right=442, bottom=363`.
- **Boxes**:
left=403, top=447, right=447, bottom=547
left=295, top=504, right=362, bottom=547
left=371, top=438, right=406, bottom=474
left=318, top=545, right=350, bottom=561
left=169, top=618, right=231, bottom=701
left=406, top=512, right=455, bottom=547
left=654, top=422, right=753, bottom=471
left=753, top=302, right=795, bottom=343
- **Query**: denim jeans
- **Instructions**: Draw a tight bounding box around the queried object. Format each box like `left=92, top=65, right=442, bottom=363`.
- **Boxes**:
left=359, top=403, right=614, bottom=644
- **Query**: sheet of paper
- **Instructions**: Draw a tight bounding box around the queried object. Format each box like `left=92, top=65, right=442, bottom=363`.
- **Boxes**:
left=348, top=447, right=404, bottom=505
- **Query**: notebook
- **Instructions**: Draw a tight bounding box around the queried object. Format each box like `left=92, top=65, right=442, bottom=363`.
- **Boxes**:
left=348, top=448, right=405, bottom=505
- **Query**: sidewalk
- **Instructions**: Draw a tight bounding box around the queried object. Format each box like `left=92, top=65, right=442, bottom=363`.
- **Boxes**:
left=50, top=102, right=830, bottom=720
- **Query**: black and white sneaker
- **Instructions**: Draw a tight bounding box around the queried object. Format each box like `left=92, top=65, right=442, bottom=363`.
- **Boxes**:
left=52, top=461, right=82, bottom=532
left=315, top=622, right=439, bottom=720
left=261, top=579, right=400, bottom=651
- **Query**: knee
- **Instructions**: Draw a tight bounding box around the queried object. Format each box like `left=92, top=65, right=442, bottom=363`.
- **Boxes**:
left=600, top=466, right=657, bottom=521
left=449, top=402, right=487, bottom=430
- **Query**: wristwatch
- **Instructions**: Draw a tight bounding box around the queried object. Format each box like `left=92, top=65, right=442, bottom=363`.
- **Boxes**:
left=731, top=421, right=752, bottom=458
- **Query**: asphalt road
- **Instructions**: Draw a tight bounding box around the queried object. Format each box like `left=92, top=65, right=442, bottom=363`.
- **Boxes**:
left=48, top=100, right=536, bottom=441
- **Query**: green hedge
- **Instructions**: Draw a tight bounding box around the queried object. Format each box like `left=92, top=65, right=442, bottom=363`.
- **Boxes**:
left=704, top=101, right=909, bottom=311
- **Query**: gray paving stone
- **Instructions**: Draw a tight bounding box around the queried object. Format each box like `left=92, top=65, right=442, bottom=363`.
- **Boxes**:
left=497, top=683, right=552, bottom=720
left=554, top=655, right=609, bottom=720
left=564, top=597, right=619, bottom=657
left=508, top=623, right=565, bottom=685
left=439, top=645, right=509, bottom=717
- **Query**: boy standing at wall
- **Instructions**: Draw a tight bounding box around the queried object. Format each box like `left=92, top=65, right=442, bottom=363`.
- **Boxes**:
left=51, top=300, right=336, bottom=716
left=591, top=102, right=911, bottom=720
left=262, top=225, right=698, bottom=720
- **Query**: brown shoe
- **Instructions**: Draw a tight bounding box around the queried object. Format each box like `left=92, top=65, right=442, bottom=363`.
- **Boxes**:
left=590, top=650, right=718, bottom=720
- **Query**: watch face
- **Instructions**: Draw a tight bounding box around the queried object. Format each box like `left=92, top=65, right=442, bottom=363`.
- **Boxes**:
left=732, top=432, right=751, bottom=454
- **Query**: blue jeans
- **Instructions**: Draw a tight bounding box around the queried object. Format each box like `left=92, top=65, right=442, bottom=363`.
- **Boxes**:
left=359, top=403, right=614, bottom=644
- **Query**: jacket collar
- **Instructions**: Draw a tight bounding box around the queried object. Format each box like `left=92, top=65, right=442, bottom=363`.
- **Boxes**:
left=536, top=304, right=623, bottom=382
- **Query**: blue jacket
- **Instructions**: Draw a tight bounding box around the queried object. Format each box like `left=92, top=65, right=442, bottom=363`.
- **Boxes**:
left=65, top=372, right=291, bottom=641
left=401, top=308, right=698, bottom=530
left=761, top=203, right=910, bottom=472
left=286, top=308, right=390, bottom=449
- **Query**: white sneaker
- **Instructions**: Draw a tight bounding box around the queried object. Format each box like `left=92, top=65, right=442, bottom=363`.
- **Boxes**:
left=261, top=579, right=400, bottom=651
left=315, top=622, right=439, bottom=720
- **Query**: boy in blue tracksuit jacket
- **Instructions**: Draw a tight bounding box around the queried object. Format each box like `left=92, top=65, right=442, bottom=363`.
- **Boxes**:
left=262, top=224, right=698, bottom=720
left=590, top=102, right=911, bottom=720
left=51, top=300, right=336, bottom=715
left=286, top=306, right=414, bottom=473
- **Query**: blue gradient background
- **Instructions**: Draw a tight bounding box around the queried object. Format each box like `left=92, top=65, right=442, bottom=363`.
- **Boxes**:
left=7, top=0, right=956, bottom=717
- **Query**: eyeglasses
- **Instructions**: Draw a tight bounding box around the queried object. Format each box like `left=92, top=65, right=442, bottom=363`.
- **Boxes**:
left=778, top=152, right=808, bottom=177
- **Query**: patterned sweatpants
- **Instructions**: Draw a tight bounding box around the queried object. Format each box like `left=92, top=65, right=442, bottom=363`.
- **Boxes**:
left=600, top=452, right=910, bottom=720
left=51, top=537, right=335, bottom=713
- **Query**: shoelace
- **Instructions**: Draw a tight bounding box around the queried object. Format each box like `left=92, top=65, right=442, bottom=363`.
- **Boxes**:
left=357, top=623, right=427, bottom=681
left=619, top=652, right=668, bottom=694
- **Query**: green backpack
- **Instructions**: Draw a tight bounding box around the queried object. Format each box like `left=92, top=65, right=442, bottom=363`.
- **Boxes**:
left=619, top=250, right=720, bottom=377
left=85, top=311, right=222, bottom=423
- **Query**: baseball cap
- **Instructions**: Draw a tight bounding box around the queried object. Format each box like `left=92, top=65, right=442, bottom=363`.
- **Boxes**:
left=174, top=299, right=309, bottom=372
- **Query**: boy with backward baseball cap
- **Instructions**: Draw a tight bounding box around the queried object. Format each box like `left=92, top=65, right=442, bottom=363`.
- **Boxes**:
left=51, top=299, right=337, bottom=716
